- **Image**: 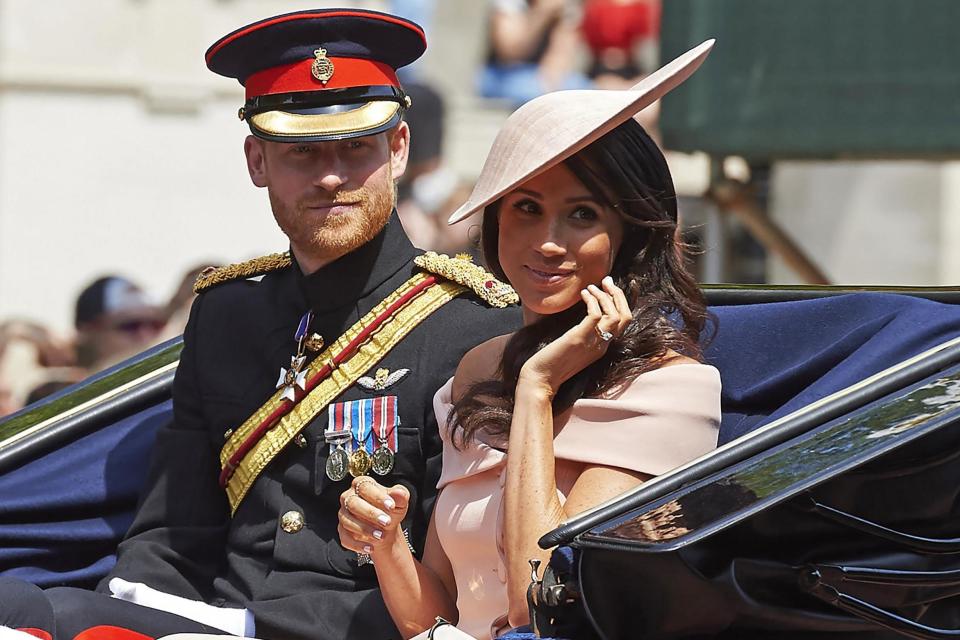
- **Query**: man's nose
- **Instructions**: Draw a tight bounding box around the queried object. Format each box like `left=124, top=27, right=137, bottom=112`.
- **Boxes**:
left=313, top=159, right=346, bottom=191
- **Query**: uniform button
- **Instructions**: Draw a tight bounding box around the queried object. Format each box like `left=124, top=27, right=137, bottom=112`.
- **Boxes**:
left=295, top=433, right=308, bottom=448
left=280, top=510, right=304, bottom=534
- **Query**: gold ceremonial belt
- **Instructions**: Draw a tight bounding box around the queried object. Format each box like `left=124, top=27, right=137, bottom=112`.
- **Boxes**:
left=220, top=272, right=467, bottom=513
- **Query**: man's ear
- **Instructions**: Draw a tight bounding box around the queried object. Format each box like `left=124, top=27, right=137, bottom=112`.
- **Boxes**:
left=389, top=121, right=410, bottom=181
left=244, top=135, right=269, bottom=188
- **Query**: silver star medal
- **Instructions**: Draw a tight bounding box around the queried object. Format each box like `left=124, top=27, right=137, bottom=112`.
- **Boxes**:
left=276, top=355, right=308, bottom=402
left=276, top=310, right=315, bottom=403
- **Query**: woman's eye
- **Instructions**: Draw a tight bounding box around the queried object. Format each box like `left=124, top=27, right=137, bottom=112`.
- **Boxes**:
left=570, top=205, right=599, bottom=221
left=513, top=198, right=540, bottom=214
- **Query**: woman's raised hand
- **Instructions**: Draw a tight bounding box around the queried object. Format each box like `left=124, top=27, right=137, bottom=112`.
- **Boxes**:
left=519, top=275, right=632, bottom=396
left=337, top=476, right=410, bottom=556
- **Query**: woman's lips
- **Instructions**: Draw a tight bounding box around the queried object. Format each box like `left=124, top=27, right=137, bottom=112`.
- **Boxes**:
left=523, top=265, right=575, bottom=286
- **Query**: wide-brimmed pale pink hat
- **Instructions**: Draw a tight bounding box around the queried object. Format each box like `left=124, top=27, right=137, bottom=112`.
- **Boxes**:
left=447, top=39, right=715, bottom=224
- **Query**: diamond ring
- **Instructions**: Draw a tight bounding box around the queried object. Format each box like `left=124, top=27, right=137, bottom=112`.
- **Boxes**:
left=596, top=327, right=614, bottom=342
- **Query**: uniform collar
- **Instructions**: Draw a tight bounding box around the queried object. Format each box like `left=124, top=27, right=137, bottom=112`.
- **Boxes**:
left=297, top=212, right=416, bottom=312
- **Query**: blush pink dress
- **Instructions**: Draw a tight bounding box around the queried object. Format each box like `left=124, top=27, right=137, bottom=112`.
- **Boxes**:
left=432, top=363, right=722, bottom=639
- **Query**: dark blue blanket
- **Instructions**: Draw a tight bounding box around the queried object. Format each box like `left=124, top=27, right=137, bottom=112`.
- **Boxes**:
left=2, top=293, right=959, bottom=587
left=0, top=402, right=170, bottom=588
left=707, top=293, right=960, bottom=443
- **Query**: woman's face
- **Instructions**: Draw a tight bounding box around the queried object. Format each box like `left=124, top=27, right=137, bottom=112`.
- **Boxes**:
left=497, top=162, right=624, bottom=323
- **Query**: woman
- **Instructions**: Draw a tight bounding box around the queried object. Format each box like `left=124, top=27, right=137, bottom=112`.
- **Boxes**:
left=338, top=41, right=718, bottom=639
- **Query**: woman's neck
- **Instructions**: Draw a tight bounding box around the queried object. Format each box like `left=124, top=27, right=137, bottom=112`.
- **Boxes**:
left=521, top=306, right=542, bottom=326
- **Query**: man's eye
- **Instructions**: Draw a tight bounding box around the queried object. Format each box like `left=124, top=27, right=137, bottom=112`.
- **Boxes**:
left=293, top=145, right=313, bottom=154
left=345, top=140, right=365, bottom=150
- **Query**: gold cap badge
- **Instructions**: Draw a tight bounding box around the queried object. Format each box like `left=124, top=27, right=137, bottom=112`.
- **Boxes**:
left=311, top=48, right=335, bottom=84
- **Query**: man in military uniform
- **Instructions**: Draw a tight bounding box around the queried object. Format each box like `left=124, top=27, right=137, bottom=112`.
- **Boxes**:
left=0, top=9, right=519, bottom=640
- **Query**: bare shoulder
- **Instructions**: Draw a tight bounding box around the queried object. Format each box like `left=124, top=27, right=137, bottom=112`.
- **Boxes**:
left=451, top=333, right=512, bottom=401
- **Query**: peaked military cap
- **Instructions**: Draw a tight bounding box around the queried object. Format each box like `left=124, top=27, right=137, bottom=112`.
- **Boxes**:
left=206, top=9, right=426, bottom=142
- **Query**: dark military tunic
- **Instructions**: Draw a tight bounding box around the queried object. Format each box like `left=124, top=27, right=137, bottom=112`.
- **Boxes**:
left=101, top=215, right=520, bottom=639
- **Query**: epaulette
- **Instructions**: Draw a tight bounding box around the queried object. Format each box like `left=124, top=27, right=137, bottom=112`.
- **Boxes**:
left=194, top=251, right=293, bottom=294
left=414, top=251, right=518, bottom=308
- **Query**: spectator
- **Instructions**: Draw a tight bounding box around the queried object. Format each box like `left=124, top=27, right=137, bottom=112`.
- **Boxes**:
left=74, top=276, right=166, bottom=374
left=397, top=83, right=475, bottom=255
left=0, top=320, right=78, bottom=414
left=159, top=263, right=219, bottom=341
left=581, top=0, right=661, bottom=133
left=0, top=381, right=17, bottom=418
left=24, top=378, right=78, bottom=406
left=478, top=0, right=591, bottom=107
left=388, top=0, right=435, bottom=81
left=581, top=0, right=660, bottom=88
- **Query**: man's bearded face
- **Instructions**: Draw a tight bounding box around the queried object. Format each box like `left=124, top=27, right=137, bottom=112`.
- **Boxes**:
left=250, top=130, right=404, bottom=268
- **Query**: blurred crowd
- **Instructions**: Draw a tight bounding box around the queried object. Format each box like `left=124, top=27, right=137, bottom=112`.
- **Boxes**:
left=392, top=0, right=662, bottom=256
left=0, top=266, right=211, bottom=418
left=0, top=0, right=662, bottom=418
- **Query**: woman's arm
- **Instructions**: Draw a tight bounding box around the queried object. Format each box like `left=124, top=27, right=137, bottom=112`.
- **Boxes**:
left=536, top=5, right=582, bottom=90
left=338, top=480, right=457, bottom=639
left=503, top=384, right=649, bottom=627
left=503, top=279, right=639, bottom=627
left=489, top=0, right=567, bottom=64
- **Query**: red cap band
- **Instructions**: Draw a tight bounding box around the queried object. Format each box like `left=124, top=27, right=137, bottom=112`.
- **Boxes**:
left=244, top=57, right=400, bottom=100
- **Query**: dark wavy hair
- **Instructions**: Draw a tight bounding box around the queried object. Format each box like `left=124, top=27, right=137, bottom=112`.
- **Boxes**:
left=450, top=118, right=709, bottom=447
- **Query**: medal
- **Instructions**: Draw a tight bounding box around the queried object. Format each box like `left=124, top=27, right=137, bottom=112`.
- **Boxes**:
left=349, top=448, right=372, bottom=477
left=276, top=311, right=317, bottom=402
left=326, top=443, right=349, bottom=481
left=324, top=428, right=352, bottom=482
left=371, top=434, right=395, bottom=476
left=327, top=396, right=399, bottom=479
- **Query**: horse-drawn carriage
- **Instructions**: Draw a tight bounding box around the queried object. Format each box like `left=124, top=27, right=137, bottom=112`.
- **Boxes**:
left=3, top=287, right=959, bottom=639
left=5, top=1, right=960, bottom=636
